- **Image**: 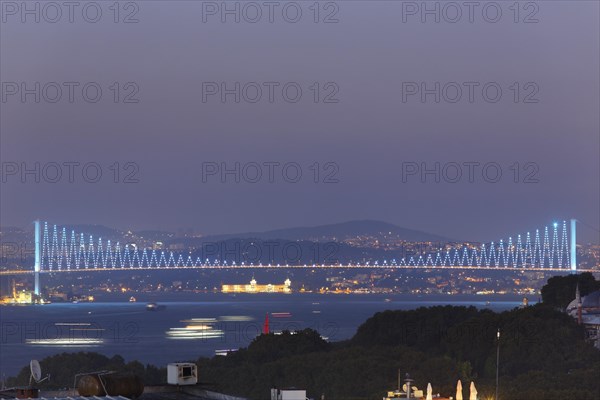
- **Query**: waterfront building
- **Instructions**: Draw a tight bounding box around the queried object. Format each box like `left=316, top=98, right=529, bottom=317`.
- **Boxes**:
left=0, top=289, right=33, bottom=304
left=222, top=278, right=291, bottom=293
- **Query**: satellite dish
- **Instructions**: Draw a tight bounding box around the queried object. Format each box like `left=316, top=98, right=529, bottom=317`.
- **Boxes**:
left=30, top=360, right=42, bottom=382
left=29, top=360, right=48, bottom=385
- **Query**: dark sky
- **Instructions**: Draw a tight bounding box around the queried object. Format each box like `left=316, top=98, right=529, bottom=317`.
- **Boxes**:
left=1, top=2, right=599, bottom=243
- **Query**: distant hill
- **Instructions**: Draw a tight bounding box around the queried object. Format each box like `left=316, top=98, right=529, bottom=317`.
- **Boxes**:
left=1, top=220, right=453, bottom=249
left=68, top=224, right=124, bottom=238
left=202, top=220, right=453, bottom=243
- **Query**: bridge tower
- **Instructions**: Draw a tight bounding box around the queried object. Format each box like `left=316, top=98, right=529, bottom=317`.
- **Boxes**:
left=570, top=219, right=577, bottom=274
left=34, top=220, right=41, bottom=295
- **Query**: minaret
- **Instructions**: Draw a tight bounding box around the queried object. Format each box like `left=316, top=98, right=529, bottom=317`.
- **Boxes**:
left=576, top=283, right=582, bottom=325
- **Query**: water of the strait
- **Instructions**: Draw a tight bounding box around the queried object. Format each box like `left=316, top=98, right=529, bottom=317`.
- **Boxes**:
left=0, top=293, right=530, bottom=377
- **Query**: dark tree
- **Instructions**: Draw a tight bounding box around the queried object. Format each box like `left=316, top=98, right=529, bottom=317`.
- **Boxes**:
left=541, top=273, right=600, bottom=309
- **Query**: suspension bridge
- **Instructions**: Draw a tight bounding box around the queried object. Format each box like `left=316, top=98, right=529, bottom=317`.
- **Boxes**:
left=0, top=219, right=591, bottom=296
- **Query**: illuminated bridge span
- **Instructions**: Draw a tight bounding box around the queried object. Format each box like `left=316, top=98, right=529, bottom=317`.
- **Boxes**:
left=0, top=220, right=584, bottom=295
left=38, top=221, right=575, bottom=271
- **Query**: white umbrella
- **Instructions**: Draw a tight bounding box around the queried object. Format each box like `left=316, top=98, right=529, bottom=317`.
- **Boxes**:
left=469, top=381, right=477, bottom=400
left=426, top=383, right=433, bottom=400
left=456, top=380, right=463, bottom=400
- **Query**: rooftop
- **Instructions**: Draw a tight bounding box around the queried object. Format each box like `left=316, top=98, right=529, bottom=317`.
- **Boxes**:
left=0, top=387, right=246, bottom=400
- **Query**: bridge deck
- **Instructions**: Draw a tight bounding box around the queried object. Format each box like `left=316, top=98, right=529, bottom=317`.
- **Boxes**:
left=0, top=265, right=596, bottom=275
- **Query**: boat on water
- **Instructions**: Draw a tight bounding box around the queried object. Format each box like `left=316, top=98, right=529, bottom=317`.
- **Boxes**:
left=215, top=348, right=238, bottom=356
left=166, top=318, right=223, bottom=339
left=146, top=302, right=166, bottom=311
left=129, top=296, right=137, bottom=302
left=271, top=312, right=292, bottom=318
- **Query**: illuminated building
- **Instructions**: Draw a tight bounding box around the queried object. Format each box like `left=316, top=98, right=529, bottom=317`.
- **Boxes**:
left=222, top=278, right=291, bottom=293
left=0, top=279, right=34, bottom=304
left=0, top=290, right=33, bottom=304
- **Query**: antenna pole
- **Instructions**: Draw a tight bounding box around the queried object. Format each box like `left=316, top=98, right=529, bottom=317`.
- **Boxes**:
left=496, top=329, right=500, bottom=400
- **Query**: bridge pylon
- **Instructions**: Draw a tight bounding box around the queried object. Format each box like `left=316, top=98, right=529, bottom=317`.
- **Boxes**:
left=570, top=219, right=577, bottom=274
left=34, top=220, right=41, bottom=295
